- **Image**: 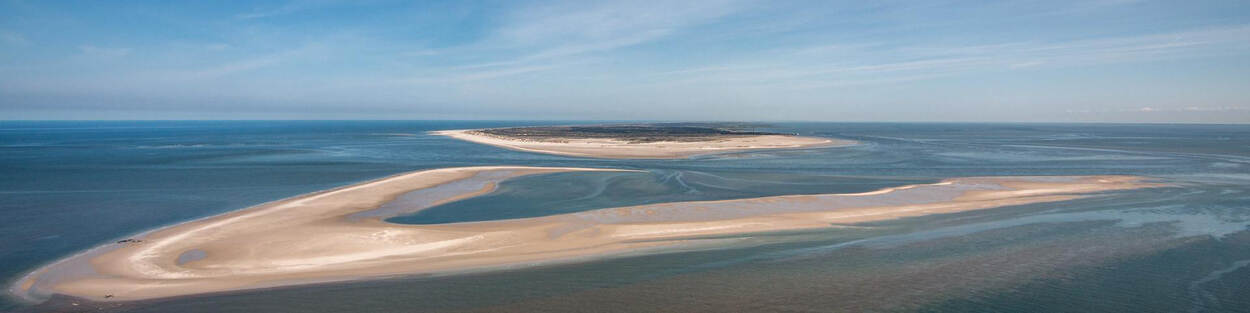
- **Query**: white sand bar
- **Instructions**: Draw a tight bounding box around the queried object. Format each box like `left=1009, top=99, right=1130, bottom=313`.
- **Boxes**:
left=433, top=129, right=851, bottom=159
left=12, top=166, right=1158, bottom=301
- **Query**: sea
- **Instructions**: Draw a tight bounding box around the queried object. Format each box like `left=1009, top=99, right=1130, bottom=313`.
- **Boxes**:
left=2, top=121, right=1249, bottom=312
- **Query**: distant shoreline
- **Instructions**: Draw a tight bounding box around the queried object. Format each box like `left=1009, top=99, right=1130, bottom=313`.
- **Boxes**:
left=11, top=165, right=1157, bottom=302
left=432, top=124, right=852, bottom=159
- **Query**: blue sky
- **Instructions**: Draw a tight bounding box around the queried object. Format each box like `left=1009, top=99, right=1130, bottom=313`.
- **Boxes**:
left=1, top=0, right=1248, bottom=122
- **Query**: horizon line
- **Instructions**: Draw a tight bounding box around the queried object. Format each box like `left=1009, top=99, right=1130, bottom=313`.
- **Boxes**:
left=1, top=119, right=1248, bottom=126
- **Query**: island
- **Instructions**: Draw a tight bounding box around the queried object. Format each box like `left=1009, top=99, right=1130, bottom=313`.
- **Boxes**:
left=12, top=166, right=1158, bottom=302
left=432, top=123, right=851, bottom=158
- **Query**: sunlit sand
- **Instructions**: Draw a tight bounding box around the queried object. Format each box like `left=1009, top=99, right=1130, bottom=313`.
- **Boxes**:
left=433, top=129, right=849, bottom=159
left=13, top=166, right=1158, bottom=301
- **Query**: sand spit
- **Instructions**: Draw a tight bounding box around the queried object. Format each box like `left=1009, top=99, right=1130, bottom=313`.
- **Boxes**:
left=432, top=129, right=849, bottom=159
left=12, top=166, right=1158, bottom=301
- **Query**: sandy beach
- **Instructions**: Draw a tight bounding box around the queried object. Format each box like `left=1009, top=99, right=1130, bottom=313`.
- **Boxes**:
left=12, top=166, right=1158, bottom=302
left=432, top=129, right=849, bottom=159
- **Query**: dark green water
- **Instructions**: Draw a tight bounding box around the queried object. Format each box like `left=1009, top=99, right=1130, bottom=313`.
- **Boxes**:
left=3, top=121, right=1249, bottom=312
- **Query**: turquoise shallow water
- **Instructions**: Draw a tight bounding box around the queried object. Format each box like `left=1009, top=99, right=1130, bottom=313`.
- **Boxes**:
left=2, top=121, right=1250, bottom=312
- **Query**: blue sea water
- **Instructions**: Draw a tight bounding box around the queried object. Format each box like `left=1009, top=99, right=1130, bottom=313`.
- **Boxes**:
left=2, top=121, right=1249, bottom=312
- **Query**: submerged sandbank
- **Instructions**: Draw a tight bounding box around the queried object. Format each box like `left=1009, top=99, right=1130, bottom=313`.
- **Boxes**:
left=12, top=166, right=1158, bottom=302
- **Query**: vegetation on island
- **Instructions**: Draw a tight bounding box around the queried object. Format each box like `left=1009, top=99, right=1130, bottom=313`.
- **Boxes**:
left=470, top=123, right=785, bottom=143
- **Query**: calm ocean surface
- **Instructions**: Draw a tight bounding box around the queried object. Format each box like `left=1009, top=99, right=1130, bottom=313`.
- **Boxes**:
left=3, top=121, right=1249, bottom=312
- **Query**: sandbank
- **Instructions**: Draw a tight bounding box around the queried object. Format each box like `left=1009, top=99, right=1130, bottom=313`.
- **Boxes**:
left=12, top=166, right=1158, bottom=302
left=432, top=129, right=850, bottom=159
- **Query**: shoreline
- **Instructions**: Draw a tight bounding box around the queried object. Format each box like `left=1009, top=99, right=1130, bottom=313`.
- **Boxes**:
left=5, top=168, right=497, bottom=304
left=11, top=166, right=628, bottom=302
left=432, top=129, right=853, bottom=159
left=11, top=166, right=1159, bottom=302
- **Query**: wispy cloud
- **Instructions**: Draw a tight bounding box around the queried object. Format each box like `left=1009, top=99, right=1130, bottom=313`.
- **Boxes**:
left=0, top=30, right=29, bottom=46
left=3, top=1, right=1249, bottom=122
left=497, top=1, right=742, bottom=53
left=447, top=64, right=563, bottom=82
left=1010, top=25, right=1250, bottom=63
left=180, top=55, right=282, bottom=80
left=655, top=24, right=1250, bottom=89
left=169, top=42, right=330, bottom=80
left=78, top=45, right=131, bottom=57
left=236, top=0, right=350, bottom=19
left=434, top=0, right=746, bottom=80
left=1066, top=106, right=1250, bottom=113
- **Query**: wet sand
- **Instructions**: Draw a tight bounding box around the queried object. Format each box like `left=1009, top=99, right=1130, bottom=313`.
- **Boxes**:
left=432, top=129, right=849, bottom=159
left=12, top=166, right=1158, bottom=302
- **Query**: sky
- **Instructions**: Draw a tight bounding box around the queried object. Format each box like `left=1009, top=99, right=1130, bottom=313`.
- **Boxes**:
left=1, top=0, right=1248, bottom=122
